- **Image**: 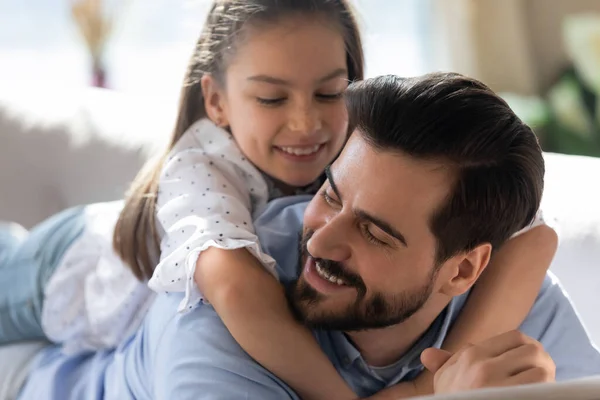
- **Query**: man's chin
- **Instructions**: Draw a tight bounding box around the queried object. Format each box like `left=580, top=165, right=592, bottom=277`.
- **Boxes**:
left=286, top=277, right=358, bottom=329
left=287, top=274, right=434, bottom=332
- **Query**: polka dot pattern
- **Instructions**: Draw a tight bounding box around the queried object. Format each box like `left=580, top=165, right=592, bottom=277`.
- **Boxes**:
left=37, top=118, right=550, bottom=355
left=149, top=119, right=277, bottom=313
left=40, top=118, right=331, bottom=354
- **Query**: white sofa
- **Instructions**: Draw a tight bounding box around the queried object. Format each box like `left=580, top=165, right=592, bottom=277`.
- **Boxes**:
left=1, top=86, right=600, bottom=398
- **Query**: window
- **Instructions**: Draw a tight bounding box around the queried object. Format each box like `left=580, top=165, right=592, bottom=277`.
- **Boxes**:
left=353, top=0, right=431, bottom=78
left=0, top=0, right=430, bottom=102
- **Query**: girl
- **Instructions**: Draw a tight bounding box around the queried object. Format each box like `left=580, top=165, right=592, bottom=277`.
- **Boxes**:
left=0, top=1, right=558, bottom=399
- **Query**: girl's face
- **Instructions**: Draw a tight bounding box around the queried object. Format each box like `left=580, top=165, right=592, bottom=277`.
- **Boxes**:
left=203, top=16, right=350, bottom=188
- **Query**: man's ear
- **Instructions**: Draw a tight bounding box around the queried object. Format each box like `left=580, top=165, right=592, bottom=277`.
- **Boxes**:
left=439, top=243, right=492, bottom=297
left=200, top=74, right=229, bottom=127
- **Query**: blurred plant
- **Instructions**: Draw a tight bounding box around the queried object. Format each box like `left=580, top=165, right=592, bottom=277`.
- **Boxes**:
left=501, top=92, right=550, bottom=141
left=503, top=14, right=600, bottom=157
left=70, top=0, right=131, bottom=88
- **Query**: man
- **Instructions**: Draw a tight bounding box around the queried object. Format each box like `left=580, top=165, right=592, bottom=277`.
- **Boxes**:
left=13, top=74, right=600, bottom=399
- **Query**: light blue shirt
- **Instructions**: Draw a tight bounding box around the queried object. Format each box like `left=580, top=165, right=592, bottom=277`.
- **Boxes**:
left=18, top=196, right=600, bottom=399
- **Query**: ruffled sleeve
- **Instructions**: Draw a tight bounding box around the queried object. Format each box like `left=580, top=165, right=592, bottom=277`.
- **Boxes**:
left=148, top=119, right=276, bottom=312
left=511, top=209, right=556, bottom=238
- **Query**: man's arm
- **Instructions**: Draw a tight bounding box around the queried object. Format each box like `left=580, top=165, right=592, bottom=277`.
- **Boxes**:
left=519, top=272, right=600, bottom=380
left=151, top=295, right=299, bottom=400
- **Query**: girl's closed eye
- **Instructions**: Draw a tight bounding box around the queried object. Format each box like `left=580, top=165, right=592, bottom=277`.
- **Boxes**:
left=316, top=80, right=348, bottom=102
left=316, top=92, right=344, bottom=102
left=256, top=96, right=286, bottom=106
left=257, top=91, right=343, bottom=105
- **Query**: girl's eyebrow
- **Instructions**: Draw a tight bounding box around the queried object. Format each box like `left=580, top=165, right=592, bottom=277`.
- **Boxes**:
left=317, top=68, right=348, bottom=83
left=247, top=68, right=347, bottom=86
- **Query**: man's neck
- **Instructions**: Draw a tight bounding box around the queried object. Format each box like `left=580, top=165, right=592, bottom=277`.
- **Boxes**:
left=345, top=295, right=450, bottom=367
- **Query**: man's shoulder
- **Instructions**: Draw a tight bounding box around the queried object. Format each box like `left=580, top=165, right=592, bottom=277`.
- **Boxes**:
left=254, top=196, right=311, bottom=282
left=519, top=272, right=600, bottom=380
left=145, top=294, right=299, bottom=399
left=144, top=194, right=311, bottom=334
left=138, top=196, right=311, bottom=398
left=447, top=272, right=600, bottom=381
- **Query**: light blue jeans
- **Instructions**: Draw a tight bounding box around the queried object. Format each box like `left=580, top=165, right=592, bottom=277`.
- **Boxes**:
left=0, top=206, right=86, bottom=344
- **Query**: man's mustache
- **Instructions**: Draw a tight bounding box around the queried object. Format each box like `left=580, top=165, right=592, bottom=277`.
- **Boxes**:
left=300, top=230, right=367, bottom=298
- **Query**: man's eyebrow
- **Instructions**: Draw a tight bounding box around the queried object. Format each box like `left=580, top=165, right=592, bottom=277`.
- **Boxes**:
left=324, top=165, right=342, bottom=200
left=247, top=68, right=347, bottom=86
left=324, top=165, right=408, bottom=247
left=355, top=210, right=408, bottom=247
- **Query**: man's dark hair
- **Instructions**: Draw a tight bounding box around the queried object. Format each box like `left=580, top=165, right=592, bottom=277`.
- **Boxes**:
left=345, top=73, right=544, bottom=263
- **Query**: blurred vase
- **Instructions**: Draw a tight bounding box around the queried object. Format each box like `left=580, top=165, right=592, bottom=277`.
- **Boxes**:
left=71, top=0, right=127, bottom=89
left=92, top=59, right=107, bottom=88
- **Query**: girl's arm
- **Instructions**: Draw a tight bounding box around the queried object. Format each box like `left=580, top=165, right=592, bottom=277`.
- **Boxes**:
left=149, top=119, right=272, bottom=311
left=197, top=214, right=557, bottom=400
left=195, top=247, right=358, bottom=400
left=196, top=248, right=427, bottom=400
left=151, top=121, right=358, bottom=399
left=410, top=223, right=559, bottom=396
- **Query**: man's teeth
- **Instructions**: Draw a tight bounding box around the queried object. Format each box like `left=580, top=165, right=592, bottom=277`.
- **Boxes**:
left=315, top=262, right=346, bottom=285
left=279, top=144, right=321, bottom=156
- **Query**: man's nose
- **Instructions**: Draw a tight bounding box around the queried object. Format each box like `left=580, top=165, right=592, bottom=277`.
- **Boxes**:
left=307, top=214, right=351, bottom=262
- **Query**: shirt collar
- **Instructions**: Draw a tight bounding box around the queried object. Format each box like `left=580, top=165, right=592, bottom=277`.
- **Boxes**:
left=329, top=297, right=460, bottom=382
left=262, top=172, right=325, bottom=201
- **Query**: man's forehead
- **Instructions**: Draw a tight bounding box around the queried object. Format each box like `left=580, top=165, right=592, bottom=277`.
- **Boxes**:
left=334, top=135, right=453, bottom=193
left=331, top=134, right=454, bottom=228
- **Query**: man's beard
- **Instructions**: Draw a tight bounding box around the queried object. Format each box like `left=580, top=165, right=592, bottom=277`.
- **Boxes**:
left=285, top=230, right=438, bottom=332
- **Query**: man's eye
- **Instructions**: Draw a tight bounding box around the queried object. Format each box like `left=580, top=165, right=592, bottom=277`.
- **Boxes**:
left=321, top=190, right=338, bottom=206
left=361, top=225, right=386, bottom=246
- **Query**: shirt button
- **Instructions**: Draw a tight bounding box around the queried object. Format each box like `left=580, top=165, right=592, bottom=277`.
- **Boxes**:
left=342, top=356, right=351, bottom=366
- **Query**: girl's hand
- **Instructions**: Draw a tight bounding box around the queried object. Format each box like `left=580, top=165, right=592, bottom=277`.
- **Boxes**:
left=421, top=331, right=555, bottom=394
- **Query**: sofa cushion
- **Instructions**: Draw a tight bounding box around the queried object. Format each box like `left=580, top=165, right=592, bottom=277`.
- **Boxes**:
left=0, top=86, right=174, bottom=227
left=542, top=152, right=600, bottom=345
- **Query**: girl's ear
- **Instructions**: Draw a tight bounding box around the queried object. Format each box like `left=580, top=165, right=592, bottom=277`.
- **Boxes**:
left=201, top=74, right=229, bottom=127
